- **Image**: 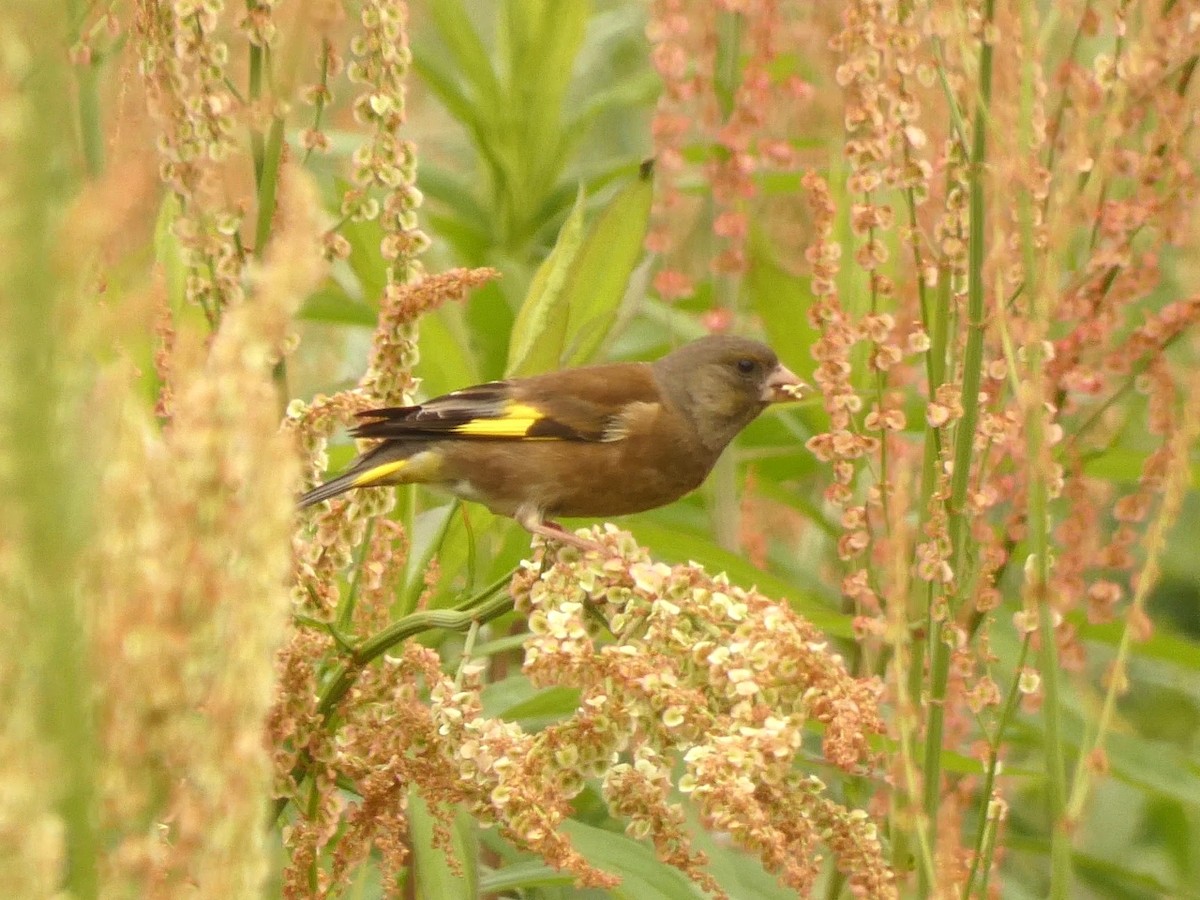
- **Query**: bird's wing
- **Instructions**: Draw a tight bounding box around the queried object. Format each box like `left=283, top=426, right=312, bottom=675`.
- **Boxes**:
left=352, top=363, right=662, bottom=443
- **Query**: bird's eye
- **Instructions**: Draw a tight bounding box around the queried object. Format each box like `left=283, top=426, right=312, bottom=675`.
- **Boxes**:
left=736, top=358, right=757, bottom=375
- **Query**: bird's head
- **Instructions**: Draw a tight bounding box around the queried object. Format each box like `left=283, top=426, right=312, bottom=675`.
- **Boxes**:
left=653, top=335, right=809, bottom=453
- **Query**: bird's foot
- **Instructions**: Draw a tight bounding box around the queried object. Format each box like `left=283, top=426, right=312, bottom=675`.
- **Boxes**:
left=538, top=521, right=604, bottom=553
left=517, top=511, right=603, bottom=553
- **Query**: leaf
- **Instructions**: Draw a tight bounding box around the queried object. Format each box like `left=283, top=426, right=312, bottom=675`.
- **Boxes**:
left=686, top=815, right=792, bottom=899
left=483, top=678, right=581, bottom=725
left=505, top=186, right=586, bottom=376
left=427, top=0, right=502, bottom=112
left=298, top=284, right=377, bottom=327
left=416, top=309, right=481, bottom=405
left=1083, top=447, right=1200, bottom=488
left=478, top=860, right=575, bottom=894
left=409, top=789, right=476, bottom=900
left=745, top=224, right=819, bottom=382
left=561, top=820, right=710, bottom=899
left=152, top=193, right=186, bottom=310
left=1105, top=728, right=1200, bottom=810
left=331, top=176, right=388, bottom=303
left=503, top=1, right=589, bottom=186
left=1075, top=617, right=1200, bottom=670
left=401, top=503, right=461, bottom=613
left=418, top=164, right=494, bottom=261
left=411, top=52, right=506, bottom=187
left=558, top=159, right=655, bottom=367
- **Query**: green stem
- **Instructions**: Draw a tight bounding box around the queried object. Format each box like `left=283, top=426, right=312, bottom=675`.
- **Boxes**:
left=335, top=518, right=375, bottom=633
left=254, top=115, right=286, bottom=256
left=273, top=572, right=517, bottom=823
left=948, top=0, right=994, bottom=582
left=923, top=2, right=996, bottom=885
left=962, top=637, right=1031, bottom=897
left=913, top=271, right=949, bottom=893
left=1011, top=0, right=1069, bottom=891
left=11, top=7, right=98, bottom=892
left=1036, top=501, right=1069, bottom=895
left=929, top=36, right=970, bottom=153
left=302, top=40, right=332, bottom=165
left=246, top=35, right=286, bottom=398
left=247, top=26, right=265, bottom=185
left=67, top=0, right=104, bottom=176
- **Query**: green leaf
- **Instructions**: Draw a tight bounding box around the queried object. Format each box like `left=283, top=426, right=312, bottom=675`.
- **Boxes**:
left=1083, top=447, right=1200, bottom=488
left=558, top=159, right=655, bottom=367
left=505, top=186, right=586, bottom=376
left=686, top=815, right=792, bottom=899
left=298, top=284, right=377, bottom=327
left=564, top=70, right=661, bottom=135
left=1075, top=617, right=1200, bottom=669
left=466, top=279, right=517, bottom=381
left=1074, top=844, right=1200, bottom=899
left=501, top=4, right=574, bottom=171
left=419, top=164, right=492, bottom=227
left=411, top=51, right=506, bottom=189
left=478, top=860, right=575, bottom=894
left=416, top=308, right=481, bottom=404
left=332, top=176, right=388, bottom=303
left=152, top=193, right=186, bottom=310
left=427, top=0, right=502, bottom=111
left=410, top=789, right=476, bottom=900
left=561, top=820, right=710, bottom=899
left=402, top=503, right=461, bottom=614
left=482, top=678, right=581, bottom=725
left=1106, top=728, right=1200, bottom=809
left=745, top=225, right=819, bottom=381
left=418, top=164, right=494, bottom=261
left=1046, top=698, right=1200, bottom=810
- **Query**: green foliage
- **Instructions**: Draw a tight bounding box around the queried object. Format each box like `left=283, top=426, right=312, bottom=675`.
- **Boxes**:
left=294, top=1, right=1200, bottom=889
left=35, top=0, right=1200, bottom=896
left=507, top=161, right=654, bottom=375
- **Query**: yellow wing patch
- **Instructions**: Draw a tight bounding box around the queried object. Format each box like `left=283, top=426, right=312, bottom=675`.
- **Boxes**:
left=350, top=459, right=409, bottom=487
left=349, top=451, right=443, bottom=488
left=451, top=402, right=547, bottom=438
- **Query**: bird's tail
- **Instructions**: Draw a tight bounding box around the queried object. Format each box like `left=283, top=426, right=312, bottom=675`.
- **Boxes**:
left=297, top=469, right=370, bottom=509
left=298, top=443, right=436, bottom=510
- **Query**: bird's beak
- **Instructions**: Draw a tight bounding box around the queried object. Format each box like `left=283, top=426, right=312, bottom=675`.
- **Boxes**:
left=761, top=363, right=811, bottom=403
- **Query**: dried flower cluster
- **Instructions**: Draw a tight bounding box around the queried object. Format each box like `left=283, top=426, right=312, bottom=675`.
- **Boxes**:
left=87, top=167, right=325, bottom=894
left=644, top=0, right=1200, bottom=892
left=791, top=0, right=1200, bottom=891
left=646, top=0, right=817, bottom=302
left=511, top=527, right=894, bottom=897
left=134, top=0, right=245, bottom=324
left=270, top=525, right=894, bottom=897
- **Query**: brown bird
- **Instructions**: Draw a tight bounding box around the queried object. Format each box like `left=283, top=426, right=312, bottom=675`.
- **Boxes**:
left=299, top=335, right=806, bottom=549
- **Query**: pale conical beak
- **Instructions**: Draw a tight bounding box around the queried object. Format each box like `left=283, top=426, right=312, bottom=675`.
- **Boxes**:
left=760, top=363, right=811, bottom=403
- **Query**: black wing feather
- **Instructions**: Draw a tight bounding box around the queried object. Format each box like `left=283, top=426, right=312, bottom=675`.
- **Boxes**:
left=350, top=381, right=601, bottom=442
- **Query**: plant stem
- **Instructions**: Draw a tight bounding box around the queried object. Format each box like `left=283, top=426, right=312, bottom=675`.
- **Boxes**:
left=923, top=1, right=996, bottom=885
left=963, top=636, right=1031, bottom=897
left=273, top=572, right=517, bottom=823
left=67, top=0, right=104, bottom=176
left=9, top=7, right=98, bottom=891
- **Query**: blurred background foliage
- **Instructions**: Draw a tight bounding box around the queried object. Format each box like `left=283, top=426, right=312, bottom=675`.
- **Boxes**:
left=291, top=3, right=1200, bottom=894
left=3, top=0, right=1200, bottom=897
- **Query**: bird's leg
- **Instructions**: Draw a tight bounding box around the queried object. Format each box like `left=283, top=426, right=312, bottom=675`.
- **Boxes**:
left=515, top=507, right=601, bottom=552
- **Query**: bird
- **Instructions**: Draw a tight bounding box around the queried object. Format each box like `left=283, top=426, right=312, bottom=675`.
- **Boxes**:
left=298, top=335, right=807, bottom=550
